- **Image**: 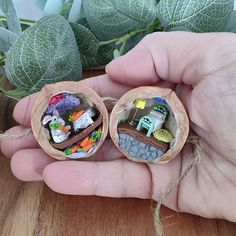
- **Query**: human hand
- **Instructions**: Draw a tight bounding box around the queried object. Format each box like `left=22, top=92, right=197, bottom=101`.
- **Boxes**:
left=1, top=32, right=236, bottom=223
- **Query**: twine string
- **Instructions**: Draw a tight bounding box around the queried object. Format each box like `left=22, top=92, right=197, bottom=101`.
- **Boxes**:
left=153, top=135, right=202, bottom=236
left=0, top=97, right=202, bottom=236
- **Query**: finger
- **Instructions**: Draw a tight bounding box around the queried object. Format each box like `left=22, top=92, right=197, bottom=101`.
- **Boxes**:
left=106, top=32, right=234, bottom=86
left=10, top=141, right=124, bottom=181
left=86, top=139, right=124, bottom=162
left=43, top=159, right=152, bottom=198
left=0, top=126, right=39, bottom=158
left=14, top=74, right=132, bottom=127
left=11, top=149, right=55, bottom=181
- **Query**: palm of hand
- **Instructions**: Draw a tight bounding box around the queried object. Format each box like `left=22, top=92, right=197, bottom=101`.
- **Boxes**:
left=152, top=54, right=236, bottom=221
left=1, top=32, right=236, bottom=223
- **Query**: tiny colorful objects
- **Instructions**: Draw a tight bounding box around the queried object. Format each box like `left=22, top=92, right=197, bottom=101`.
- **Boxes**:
left=136, top=106, right=166, bottom=137
left=109, top=87, right=189, bottom=164
left=153, top=129, right=173, bottom=143
left=70, top=107, right=96, bottom=131
left=129, top=98, right=147, bottom=125
left=46, top=93, right=81, bottom=115
left=42, top=110, right=71, bottom=143
left=63, top=127, right=102, bottom=158
left=35, top=83, right=108, bottom=161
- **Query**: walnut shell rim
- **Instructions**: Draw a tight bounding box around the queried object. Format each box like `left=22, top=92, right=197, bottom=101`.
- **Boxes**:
left=31, top=81, right=109, bottom=160
left=109, top=86, right=189, bottom=164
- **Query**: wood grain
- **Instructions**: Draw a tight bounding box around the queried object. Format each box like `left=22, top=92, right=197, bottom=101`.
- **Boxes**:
left=1, top=71, right=236, bottom=236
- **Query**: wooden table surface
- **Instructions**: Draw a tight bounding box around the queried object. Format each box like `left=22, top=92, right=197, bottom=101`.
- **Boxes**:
left=1, top=71, right=236, bottom=236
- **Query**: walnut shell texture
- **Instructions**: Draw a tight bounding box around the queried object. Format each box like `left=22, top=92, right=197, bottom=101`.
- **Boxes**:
left=109, top=86, right=189, bottom=164
left=31, top=81, right=108, bottom=160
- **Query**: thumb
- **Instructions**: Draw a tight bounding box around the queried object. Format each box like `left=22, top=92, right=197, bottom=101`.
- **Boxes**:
left=106, top=32, right=232, bottom=86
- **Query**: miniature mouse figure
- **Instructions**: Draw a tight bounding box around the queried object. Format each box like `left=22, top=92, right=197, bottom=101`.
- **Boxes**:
left=69, top=107, right=96, bottom=131
left=43, top=110, right=71, bottom=143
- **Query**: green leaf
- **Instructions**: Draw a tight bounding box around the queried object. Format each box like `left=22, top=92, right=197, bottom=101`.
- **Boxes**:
left=33, top=0, right=47, bottom=10
left=1, top=88, right=29, bottom=100
left=5, top=14, right=82, bottom=94
left=158, top=0, right=234, bottom=32
left=0, top=65, right=5, bottom=76
left=68, top=0, right=84, bottom=22
left=81, top=45, right=113, bottom=68
left=60, top=0, right=74, bottom=19
left=83, top=0, right=157, bottom=40
left=225, top=10, right=236, bottom=32
left=0, top=20, right=5, bottom=28
left=0, top=0, right=22, bottom=35
left=44, top=0, right=65, bottom=14
left=70, top=22, right=99, bottom=57
left=0, top=27, right=17, bottom=53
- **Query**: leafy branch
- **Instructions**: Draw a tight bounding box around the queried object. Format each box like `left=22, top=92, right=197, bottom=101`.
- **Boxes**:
left=0, top=15, right=36, bottom=24
left=0, top=0, right=235, bottom=100
left=99, top=20, right=163, bottom=56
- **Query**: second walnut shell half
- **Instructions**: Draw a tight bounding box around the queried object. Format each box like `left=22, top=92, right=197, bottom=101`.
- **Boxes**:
left=109, top=86, right=189, bottom=164
left=31, top=82, right=108, bottom=160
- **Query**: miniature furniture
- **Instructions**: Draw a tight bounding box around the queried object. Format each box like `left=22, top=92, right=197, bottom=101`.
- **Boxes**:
left=136, top=105, right=167, bottom=137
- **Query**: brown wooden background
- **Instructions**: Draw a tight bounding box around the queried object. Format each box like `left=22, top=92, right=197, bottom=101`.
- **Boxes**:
left=1, top=71, right=236, bottom=236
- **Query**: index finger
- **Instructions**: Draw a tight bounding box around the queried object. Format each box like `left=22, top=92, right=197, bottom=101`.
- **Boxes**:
left=14, top=74, right=132, bottom=127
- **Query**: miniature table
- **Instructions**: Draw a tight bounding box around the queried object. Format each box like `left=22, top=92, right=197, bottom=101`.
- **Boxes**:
left=0, top=71, right=236, bottom=236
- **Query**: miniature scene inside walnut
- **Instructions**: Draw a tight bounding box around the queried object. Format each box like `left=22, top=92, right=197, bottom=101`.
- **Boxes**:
left=117, top=97, right=177, bottom=162
left=41, top=93, right=103, bottom=159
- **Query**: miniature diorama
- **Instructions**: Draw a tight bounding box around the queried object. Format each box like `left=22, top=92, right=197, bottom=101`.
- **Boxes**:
left=110, top=87, right=189, bottom=164
left=31, top=82, right=108, bottom=160
left=117, top=97, right=175, bottom=162
left=41, top=92, right=102, bottom=159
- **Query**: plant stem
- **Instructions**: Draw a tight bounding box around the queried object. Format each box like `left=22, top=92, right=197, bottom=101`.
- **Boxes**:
left=0, top=55, right=6, bottom=66
left=99, top=38, right=119, bottom=46
left=98, top=20, right=163, bottom=55
left=0, top=15, right=36, bottom=24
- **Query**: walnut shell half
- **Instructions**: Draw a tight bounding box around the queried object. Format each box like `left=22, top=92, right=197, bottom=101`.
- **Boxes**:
left=109, top=86, right=189, bottom=164
left=31, top=81, right=108, bottom=160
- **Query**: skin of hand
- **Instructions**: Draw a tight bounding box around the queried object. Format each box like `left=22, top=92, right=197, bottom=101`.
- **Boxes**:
left=1, top=32, right=236, bottom=223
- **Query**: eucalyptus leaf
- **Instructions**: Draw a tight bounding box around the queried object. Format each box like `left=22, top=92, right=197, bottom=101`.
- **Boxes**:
left=33, top=0, right=47, bottom=10
left=70, top=22, right=99, bottom=57
left=83, top=0, right=157, bottom=40
left=5, top=14, right=82, bottom=94
left=77, top=17, right=91, bottom=28
left=0, top=27, right=17, bottom=53
left=1, top=88, right=28, bottom=100
left=44, top=0, right=65, bottom=14
left=0, top=20, right=5, bottom=28
left=68, top=0, right=84, bottom=22
left=82, top=45, right=113, bottom=68
left=225, top=10, right=236, bottom=32
left=0, top=0, right=22, bottom=35
left=0, top=65, right=5, bottom=76
left=60, top=0, right=74, bottom=19
left=158, top=0, right=234, bottom=32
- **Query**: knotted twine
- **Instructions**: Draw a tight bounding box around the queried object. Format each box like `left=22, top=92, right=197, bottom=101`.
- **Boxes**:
left=0, top=97, right=202, bottom=236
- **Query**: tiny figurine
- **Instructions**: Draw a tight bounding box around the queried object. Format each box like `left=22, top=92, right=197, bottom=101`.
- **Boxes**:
left=42, top=110, right=71, bottom=143
left=69, top=107, right=96, bottom=131
left=129, top=98, right=147, bottom=125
